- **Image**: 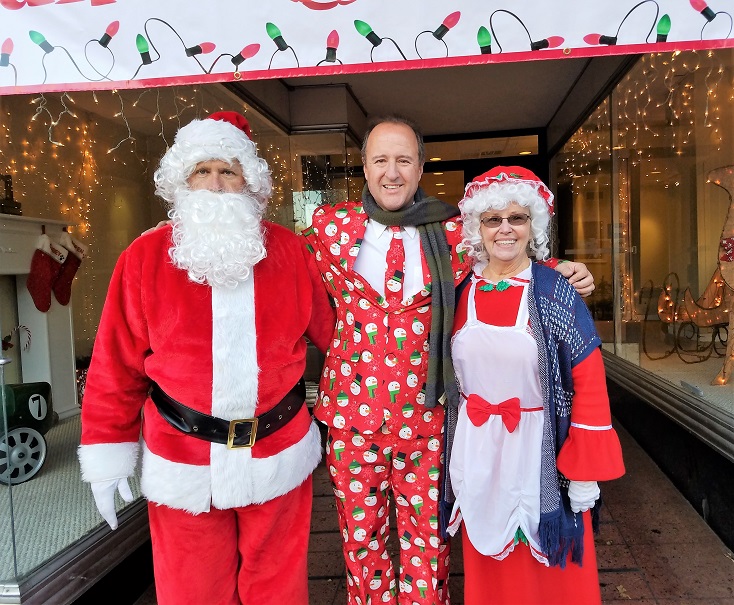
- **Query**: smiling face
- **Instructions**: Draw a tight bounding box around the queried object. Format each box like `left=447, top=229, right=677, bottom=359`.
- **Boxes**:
left=363, top=122, right=423, bottom=212
left=187, top=159, right=246, bottom=193
left=480, top=201, right=532, bottom=270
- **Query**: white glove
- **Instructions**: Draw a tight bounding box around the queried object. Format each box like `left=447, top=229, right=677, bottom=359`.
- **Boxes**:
left=90, top=478, right=134, bottom=530
left=567, top=480, right=600, bottom=513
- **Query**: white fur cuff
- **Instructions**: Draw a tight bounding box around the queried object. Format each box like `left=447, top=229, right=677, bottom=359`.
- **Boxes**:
left=78, top=442, right=140, bottom=483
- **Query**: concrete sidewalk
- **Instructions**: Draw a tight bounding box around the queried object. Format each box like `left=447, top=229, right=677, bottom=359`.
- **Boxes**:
left=135, top=422, right=734, bottom=604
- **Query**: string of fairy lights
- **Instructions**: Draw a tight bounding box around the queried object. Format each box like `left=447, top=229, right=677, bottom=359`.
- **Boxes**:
left=560, top=49, right=732, bottom=185
left=556, top=47, right=734, bottom=323
left=0, top=86, right=296, bottom=348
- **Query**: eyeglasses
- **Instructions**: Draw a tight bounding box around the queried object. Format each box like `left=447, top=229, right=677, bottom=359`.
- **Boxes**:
left=480, top=214, right=531, bottom=228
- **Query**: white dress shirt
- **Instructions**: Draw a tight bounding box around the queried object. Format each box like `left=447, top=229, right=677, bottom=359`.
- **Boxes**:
left=353, top=219, right=425, bottom=298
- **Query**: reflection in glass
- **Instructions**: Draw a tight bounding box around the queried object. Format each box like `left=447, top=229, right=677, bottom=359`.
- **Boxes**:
left=554, top=48, right=734, bottom=415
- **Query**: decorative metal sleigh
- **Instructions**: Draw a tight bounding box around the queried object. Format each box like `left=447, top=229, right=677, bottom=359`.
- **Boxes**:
left=640, top=165, right=734, bottom=386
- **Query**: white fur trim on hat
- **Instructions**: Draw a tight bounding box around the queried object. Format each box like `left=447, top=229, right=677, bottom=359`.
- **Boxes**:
left=171, top=118, right=252, bottom=168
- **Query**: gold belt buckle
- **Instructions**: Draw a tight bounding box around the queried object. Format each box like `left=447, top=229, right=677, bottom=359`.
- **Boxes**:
left=227, top=417, right=258, bottom=449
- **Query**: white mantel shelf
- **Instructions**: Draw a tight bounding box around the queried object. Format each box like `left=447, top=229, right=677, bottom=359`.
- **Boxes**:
left=0, top=214, right=70, bottom=227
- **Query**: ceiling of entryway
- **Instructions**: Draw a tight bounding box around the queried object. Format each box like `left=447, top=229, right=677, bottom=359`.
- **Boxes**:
left=232, top=53, right=637, bottom=146
left=61, top=52, right=635, bottom=155
left=280, top=59, right=590, bottom=136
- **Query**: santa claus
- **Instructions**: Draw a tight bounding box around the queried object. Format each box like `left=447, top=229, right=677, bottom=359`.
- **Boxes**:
left=78, top=111, right=334, bottom=605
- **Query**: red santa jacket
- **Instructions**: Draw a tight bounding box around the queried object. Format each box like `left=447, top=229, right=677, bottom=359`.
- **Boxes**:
left=78, top=223, right=334, bottom=513
left=302, top=201, right=471, bottom=439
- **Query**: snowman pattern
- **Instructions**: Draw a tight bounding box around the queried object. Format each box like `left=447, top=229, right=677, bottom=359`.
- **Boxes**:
left=324, top=432, right=450, bottom=605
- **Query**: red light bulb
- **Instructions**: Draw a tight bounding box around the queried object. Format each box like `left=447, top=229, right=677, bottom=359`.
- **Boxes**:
left=545, top=36, right=564, bottom=49
left=0, top=37, right=12, bottom=66
left=99, top=21, right=119, bottom=47
left=690, top=0, right=716, bottom=21
left=327, top=29, right=339, bottom=49
left=105, top=21, right=119, bottom=37
left=442, top=12, right=461, bottom=29
left=324, top=30, right=340, bottom=62
left=583, top=33, right=617, bottom=45
left=231, top=43, right=260, bottom=67
left=239, top=43, right=260, bottom=60
left=186, top=42, right=216, bottom=57
left=433, top=11, right=461, bottom=40
left=531, top=35, right=565, bottom=50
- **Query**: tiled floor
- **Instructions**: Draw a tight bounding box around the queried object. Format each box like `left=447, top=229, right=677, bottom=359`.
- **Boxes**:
left=135, top=422, right=734, bottom=604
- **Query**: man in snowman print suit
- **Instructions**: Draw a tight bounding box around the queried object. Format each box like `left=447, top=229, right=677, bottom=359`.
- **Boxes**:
left=78, top=112, right=333, bottom=605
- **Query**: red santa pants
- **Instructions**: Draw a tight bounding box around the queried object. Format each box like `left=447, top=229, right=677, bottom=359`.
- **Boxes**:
left=326, top=428, right=450, bottom=605
left=147, top=476, right=312, bottom=605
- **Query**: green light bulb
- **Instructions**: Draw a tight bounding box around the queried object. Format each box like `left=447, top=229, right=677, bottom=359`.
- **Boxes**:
left=477, top=26, right=491, bottom=48
left=266, top=22, right=282, bottom=40
left=136, top=34, right=149, bottom=54
left=354, top=20, right=373, bottom=37
left=29, top=30, right=54, bottom=53
left=657, top=14, right=671, bottom=36
left=29, top=30, right=46, bottom=45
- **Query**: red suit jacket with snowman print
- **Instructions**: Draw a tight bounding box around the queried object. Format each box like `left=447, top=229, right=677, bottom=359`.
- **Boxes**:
left=78, top=223, right=334, bottom=514
left=302, top=200, right=472, bottom=439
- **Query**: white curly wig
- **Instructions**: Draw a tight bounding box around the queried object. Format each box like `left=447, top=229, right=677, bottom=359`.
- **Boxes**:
left=154, top=117, right=272, bottom=205
left=460, top=180, right=551, bottom=264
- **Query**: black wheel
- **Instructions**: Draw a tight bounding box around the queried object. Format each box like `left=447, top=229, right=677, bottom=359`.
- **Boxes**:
left=0, top=427, right=47, bottom=485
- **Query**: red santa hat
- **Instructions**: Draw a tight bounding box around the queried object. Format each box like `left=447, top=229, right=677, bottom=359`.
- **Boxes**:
left=462, top=166, right=554, bottom=216
left=207, top=110, right=252, bottom=139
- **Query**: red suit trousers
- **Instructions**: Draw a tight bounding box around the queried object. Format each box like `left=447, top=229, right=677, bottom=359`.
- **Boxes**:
left=148, top=476, right=312, bottom=605
left=327, top=428, right=450, bottom=605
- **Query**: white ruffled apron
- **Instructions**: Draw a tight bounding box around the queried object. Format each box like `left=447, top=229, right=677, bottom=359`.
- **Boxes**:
left=448, top=268, right=548, bottom=563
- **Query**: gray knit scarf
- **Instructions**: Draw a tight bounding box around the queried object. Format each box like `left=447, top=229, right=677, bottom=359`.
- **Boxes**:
left=360, top=185, right=460, bottom=411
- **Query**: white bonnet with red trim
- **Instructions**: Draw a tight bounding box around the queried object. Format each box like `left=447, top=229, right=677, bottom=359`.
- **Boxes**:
left=460, top=165, right=554, bottom=216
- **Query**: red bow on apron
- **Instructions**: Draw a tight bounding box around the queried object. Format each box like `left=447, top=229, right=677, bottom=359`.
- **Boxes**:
left=465, top=393, right=521, bottom=433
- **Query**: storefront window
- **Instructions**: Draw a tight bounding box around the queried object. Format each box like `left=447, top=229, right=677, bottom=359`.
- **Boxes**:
left=554, top=49, right=734, bottom=449
left=0, top=84, right=355, bottom=598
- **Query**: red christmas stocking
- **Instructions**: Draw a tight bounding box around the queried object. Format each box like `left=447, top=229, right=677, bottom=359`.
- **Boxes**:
left=26, top=235, right=66, bottom=312
left=53, top=232, right=88, bottom=306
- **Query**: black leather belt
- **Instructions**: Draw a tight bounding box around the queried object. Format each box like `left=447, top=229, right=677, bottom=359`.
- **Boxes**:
left=150, top=379, right=306, bottom=449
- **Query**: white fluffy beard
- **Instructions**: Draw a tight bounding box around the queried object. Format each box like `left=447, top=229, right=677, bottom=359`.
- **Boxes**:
left=168, top=188, right=267, bottom=288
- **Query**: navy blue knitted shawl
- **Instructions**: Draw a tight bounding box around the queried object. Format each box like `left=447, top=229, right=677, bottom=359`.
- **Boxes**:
left=529, top=262, right=601, bottom=567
